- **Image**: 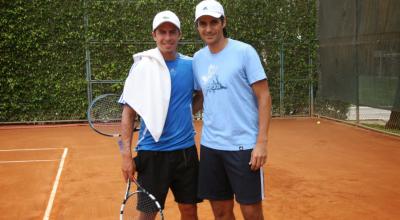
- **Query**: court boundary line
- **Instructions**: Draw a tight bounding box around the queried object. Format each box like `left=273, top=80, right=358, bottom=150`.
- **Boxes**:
left=43, top=147, right=68, bottom=220
left=0, top=148, right=64, bottom=152
left=0, top=159, right=57, bottom=164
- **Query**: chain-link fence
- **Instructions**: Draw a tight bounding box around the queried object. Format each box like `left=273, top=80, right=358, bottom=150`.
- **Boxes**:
left=316, top=0, right=400, bottom=135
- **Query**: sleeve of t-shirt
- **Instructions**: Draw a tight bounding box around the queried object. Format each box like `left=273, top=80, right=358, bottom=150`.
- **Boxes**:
left=244, top=45, right=267, bottom=84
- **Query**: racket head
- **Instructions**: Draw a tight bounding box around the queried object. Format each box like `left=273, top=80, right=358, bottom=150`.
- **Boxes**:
left=87, top=93, right=122, bottom=137
left=120, top=180, right=164, bottom=220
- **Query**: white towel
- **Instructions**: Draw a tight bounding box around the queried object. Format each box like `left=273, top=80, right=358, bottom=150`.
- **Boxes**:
left=121, top=48, right=171, bottom=142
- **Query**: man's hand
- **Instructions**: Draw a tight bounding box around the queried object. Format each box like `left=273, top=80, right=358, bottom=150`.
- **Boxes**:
left=121, top=154, right=136, bottom=182
left=249, top=141, right=268, bottom=171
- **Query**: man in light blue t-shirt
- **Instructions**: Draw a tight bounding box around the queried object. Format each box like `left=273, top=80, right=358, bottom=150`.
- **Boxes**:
left=192, top=1, right=272, bottom=219
left=120, top=11, right=200, bottom=220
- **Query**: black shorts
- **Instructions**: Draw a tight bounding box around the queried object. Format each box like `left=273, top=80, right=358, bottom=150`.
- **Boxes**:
left=198, top=145, right=265, bottom=204
left=134, top=145, right=202, bottom=208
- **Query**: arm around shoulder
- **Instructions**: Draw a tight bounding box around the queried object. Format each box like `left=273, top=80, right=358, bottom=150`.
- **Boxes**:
left=192, top=90, right=204, bottom=115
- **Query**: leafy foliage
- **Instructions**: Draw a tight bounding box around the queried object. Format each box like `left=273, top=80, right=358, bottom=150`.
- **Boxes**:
left=0, top=0, right=317, bottom=122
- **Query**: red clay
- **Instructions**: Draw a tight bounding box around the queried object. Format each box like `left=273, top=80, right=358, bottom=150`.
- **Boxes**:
left=0, top=118, right=399, bottom=220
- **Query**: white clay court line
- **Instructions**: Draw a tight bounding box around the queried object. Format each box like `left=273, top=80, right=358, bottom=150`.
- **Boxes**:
left=0, top=148, right=64, bottom=152
left=0, top=148, right=65, bottom=164
left=43, top=147, right=68, bottom=220
left=0, top=159, right=57, bottom=164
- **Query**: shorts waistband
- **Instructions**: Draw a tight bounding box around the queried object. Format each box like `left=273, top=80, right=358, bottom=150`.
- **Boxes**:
left=138, top=145, right=196, bottom=154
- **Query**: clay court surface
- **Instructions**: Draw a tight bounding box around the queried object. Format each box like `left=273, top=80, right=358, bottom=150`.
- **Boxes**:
left=0, top=118, right=399, bottom=220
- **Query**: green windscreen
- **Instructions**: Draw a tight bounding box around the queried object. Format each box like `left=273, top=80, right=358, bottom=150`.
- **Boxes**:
left=318, top=0, right=400, bottom=111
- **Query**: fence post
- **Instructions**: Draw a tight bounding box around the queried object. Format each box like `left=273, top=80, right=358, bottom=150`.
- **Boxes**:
left=279, top=43, right=285, bottom=116
left=84, top=0, right=92, bottom=106
left=309, top=52, right=314, bottom=117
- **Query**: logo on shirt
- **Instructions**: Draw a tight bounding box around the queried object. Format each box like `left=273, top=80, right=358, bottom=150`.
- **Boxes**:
left=206, top=75, right=227, bottom=94
left=201, top=65, right=227, bottom=95
left=201, top=64, right=217, bottom=83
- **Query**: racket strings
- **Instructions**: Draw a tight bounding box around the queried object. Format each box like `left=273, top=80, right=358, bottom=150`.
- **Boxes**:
left=89, top=94, right=122, bottom=135
left=123, top=191, right=163, bottom=220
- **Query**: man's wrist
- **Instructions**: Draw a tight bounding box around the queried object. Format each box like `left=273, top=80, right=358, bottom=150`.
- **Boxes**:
left=120, top=150, right=132, bottom=158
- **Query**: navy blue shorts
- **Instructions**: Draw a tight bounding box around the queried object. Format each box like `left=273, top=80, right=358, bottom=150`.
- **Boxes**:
left=134, top=145, right=202, bottom=208
left=198, top=145, right=265, bottom=204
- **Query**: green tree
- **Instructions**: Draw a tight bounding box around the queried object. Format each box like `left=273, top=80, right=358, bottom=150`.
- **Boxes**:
left=0, top=0, right=317, bottom=122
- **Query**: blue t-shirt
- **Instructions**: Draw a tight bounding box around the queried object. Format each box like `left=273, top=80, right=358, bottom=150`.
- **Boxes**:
left=124, top=53, right=195, bottom=151
left=193, top=39, right=266, bottom=151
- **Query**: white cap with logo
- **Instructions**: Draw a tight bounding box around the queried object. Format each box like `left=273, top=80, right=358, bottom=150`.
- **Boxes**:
left=152, top=10, right=181, bottom=31
left=195, top=0, right=225, bottom=21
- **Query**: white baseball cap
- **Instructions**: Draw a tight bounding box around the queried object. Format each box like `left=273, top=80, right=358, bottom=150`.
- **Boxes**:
left=152, top=10, right=181, bottom=31
left=195, top=0, right=225, bottom=21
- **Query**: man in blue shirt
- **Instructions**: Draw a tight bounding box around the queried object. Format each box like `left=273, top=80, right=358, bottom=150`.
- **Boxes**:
left=192, top=1, right=272, bottom=219
left=120, top=10, right=200, bottom=220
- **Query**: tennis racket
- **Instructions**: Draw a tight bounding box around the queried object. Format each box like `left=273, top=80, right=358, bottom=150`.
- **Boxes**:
left=120, top=177, right=164, bottom=220
left=87, top=93, right=163, bottom=219
left=87, top=93, right=140, bottom=137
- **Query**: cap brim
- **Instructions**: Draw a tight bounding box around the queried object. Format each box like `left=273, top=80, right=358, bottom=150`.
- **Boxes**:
left=195, top=12, right=222, bottom=21
left=153, top=20, right=180, bottom=31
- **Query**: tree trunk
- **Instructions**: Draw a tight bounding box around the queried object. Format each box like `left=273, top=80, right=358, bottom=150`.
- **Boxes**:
left=385, top=78, right=400, bottom=129
left=386, top=111, right=400, bottom=129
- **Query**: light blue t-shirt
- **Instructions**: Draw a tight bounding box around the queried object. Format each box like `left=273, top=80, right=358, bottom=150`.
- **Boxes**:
left=193, top=39, right=267, bottom=151
left=122, top=53, right=195, bottom=151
